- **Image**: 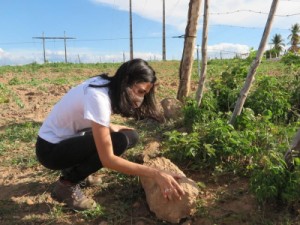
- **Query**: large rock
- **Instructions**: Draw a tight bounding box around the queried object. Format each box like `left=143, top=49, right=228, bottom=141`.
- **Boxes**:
left=142, top=141, right=161, bottom=162
left=160, top=98, right=183, bottom=120
left=140, top=157, right=199, bottom=223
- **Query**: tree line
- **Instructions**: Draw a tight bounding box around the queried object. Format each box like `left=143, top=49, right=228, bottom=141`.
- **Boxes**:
left=267, top=23, right=300, bottom=58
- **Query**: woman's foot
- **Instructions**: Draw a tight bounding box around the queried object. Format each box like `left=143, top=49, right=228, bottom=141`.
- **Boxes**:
left=52, top=178, right=97, bottom=211
left=79, top=174, right=103, bottom=188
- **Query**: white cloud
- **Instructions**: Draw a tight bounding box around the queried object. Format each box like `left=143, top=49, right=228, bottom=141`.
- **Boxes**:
left=0, top=42, right=250, bottom=66
left=0, top=47, right=163, bottom=65
left=90, top=0, right=300, bottom=31
left=90, top=0, right=189, bottom=31
left=0, top=48, right=43, bottom=66
left=206, top=43, right=250, bottom=59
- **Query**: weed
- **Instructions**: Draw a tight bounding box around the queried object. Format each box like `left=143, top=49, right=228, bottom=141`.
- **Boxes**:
left=49, top=204, right=65, bottom=220
left=0, top=83, right=24, bottom=108
left=79, top=204, right=105, bottom=220
left=0, top=121, right=40, bottom=143
left=0, top=83, right=10, bottom=104
left=10, top=153, right=38, bottom=168
left=8, top=77, right=23, bottom=85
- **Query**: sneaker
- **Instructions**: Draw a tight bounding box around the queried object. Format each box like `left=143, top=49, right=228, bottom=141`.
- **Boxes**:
left=52, top=178, right=97, bottom=211
left=80, top=174, right=102, bottom=188
left=86, top=174, right=102, bottom=186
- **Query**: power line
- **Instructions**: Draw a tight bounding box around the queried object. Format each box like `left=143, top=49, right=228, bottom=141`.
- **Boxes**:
left=0, top=29, right=292, bottom=46
left=283, top=0, right=300, bottom=1
left=209, top=24, right=290, bottom=30
left=209, top=9, right=300, bottom=17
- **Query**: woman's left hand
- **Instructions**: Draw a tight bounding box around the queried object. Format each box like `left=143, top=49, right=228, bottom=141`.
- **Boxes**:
left=154, top=170, right=185, bottom=201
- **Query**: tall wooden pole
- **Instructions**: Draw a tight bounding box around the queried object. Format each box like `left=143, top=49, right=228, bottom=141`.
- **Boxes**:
left=162, top=0, right=166, bottom=61
left=229, top=0, right=279, bottom=125
left=42, top=32, right=46, bottom=63
left=177, top=0, right=202, bottom=102
left=196, top=0, right=209, bottom=107
left=64, top=31, right=68, bottom=63
left=129, top=0, right=133, bottom=60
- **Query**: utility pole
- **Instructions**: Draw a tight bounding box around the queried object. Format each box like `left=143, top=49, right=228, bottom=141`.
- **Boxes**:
left=42, top=32, right=46, bottom=63
left=162, top=0, right=166, bottom=61
left=33, top=32, right=75, bottom=63
left=129, top=0, right=134, bottom=60
left=64, top=31, right=68, bottom=63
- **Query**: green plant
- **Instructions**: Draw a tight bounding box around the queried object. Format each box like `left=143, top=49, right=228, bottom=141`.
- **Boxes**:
left=79, top=204, right=105, bottom=220
left=209, top=64, right=247, bottom=112
left=250, top=150, right=300, bottom=206
left=281, top=52, right=300, bottom=66
left=246, top=76, right=291, bottom=123
left=8, top=77, right=23, bottom=85
left=49, top=205, right=65, bottom=220
left=183, top=97, right=218, bottom=131
left=0, top=83, right=24, bottom=108
left=288, top=72, right=300, bottom=122
left=51, top=77, right=69, bottom=85
left=0, top=121, right=40, bottom=142
left=163, top=130, right=201, bottom=164
left=10, top=153, right=38, bottom=167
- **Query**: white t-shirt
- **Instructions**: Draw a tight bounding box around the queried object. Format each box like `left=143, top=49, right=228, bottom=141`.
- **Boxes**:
left=38, top=76, right=111, bottom=144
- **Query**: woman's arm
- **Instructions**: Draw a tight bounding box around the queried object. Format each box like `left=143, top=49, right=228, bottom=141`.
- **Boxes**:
left=109, top=123, right=133, bottom=132
left=92, top=121, right=184, bottom=200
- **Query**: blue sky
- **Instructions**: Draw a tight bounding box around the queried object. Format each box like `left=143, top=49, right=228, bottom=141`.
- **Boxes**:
left=0, top=0, right=300, bottom=65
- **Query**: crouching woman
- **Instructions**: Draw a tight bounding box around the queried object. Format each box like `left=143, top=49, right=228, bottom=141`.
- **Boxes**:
left=35, top=59, right=184, bottom=211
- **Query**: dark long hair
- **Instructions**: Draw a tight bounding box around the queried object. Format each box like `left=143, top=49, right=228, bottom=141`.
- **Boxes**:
left=99, top=59, right=161, bottom=121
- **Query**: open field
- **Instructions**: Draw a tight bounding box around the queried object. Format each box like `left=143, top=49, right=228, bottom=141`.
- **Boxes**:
left=0, top=60, right=299, bottom=225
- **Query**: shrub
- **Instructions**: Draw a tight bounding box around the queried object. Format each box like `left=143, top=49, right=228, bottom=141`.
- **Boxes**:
left=209, top=65, right=247, bottom=112
left=250, top=151, right=300, bottom=206
left=281, top=52, right=300, bottom=66
left=183, top=96, right=217, bottom=130
left=246, top=76, right=291, bottom=123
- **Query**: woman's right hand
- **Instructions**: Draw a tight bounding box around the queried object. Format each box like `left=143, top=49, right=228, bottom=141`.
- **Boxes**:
left=153, top=170, right=185, bottom=201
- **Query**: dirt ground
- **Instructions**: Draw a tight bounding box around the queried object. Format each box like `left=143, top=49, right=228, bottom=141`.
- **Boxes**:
left=0, top=67, right=299, bottom=225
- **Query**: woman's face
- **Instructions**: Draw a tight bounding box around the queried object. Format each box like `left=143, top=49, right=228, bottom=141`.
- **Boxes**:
left=126, top=82, right=153, bottom=108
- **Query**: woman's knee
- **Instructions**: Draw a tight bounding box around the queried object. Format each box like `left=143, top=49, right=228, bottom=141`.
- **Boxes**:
left=111, top=130, right=139, bottom=155
left=120, top=129, right=139, bottom=149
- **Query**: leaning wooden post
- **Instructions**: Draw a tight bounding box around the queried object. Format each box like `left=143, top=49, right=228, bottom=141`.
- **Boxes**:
left=229, top=0, right=279, bottom=125
left=177, top=0, right=202, bottom=102
left=195, top=0, right=209, bottom=107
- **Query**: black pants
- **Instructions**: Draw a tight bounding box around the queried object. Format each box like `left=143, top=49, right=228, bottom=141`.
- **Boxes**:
left=35, top=129, right=139, bottom=183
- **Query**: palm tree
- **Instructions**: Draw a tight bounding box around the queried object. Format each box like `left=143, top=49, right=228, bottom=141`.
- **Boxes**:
left=288, top=23, right=300, bottom=53
left=269, top=33, right=285, bottom=57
